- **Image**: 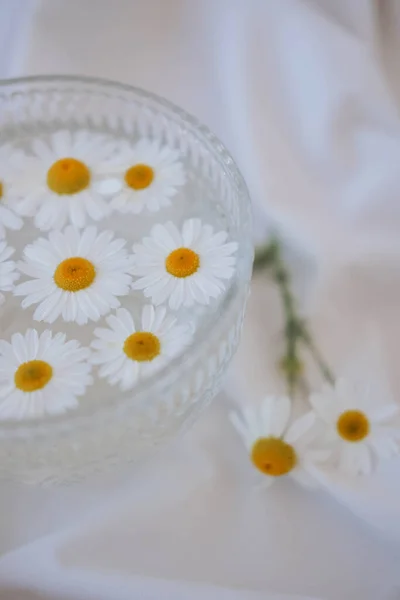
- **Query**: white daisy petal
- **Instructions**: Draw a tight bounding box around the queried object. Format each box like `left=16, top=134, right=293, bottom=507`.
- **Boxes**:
left=310, top=375, right=400, bottom=476
left=15, top=226, right=133, bottom=324
left=339, top=443, right=372, bottom=476
left=106, top=312, right=132, bottom=338
left=91, top=304, right=194, bottom=390
left=141, top=304, right=155, bottom=331
left=131, top=219, right=237, bottom=309
left=31, top=139, right=53, bottom=161
left=100, top=139, right=185, bottom=216
left=229, top=411, right=254, bottom=449
left=187, top=278, right=208, bottom=304
left=0, top=329, right=92, bottom=420
left=169, top=278, right=185, bottom=310
left=144, top=277, right=176, bottom=306
left=10, top=130, right=116, bottom=230
left=182, top=219, right=202, bottom=247
left=152, top=306, right=169, bottom=332
left=14, top=278, right=53, bottom=297
left=25, top=329, right=39, bottom=360
left=285, top=411, right=316, bottom=445
left=75, top=290, right=102, bottom=324
left=261, top=396, right=291, bottom=437
left=33, top=288, right=64, bottom=323
left=303, top=448, right=332, bottom=464
left=94, top=177, right=123, bottom=196
left=0, top=144, right=27, bottom=237
left=99, top=355, right=126, bottom=378
left=309, top=386, right=339, bottom=423
left=156, top=313, right=176, bottom=336
left=0, top=206, right=23, bottom=238
left=0, top=241, right=19, bottom=303
left=119, top=362, right=140, bottom=391
left=115, top=308, right=135, bottom=333
left=369, top=403, right=399, bottom=423
left=52, top=129, right=72, bottom=155
left=290, top=466, right=318, bottom=489
left=230, top=397, right=323, bottom=488
left=11, top=333, right=28, bottom=363
left=240, top=406, right=262, bottom=440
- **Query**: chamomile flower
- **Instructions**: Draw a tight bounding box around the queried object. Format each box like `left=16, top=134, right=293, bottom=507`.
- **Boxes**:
left=91, top=305, right=193, bottom=391
left=230, top=396, right=328, bottom=488
left=11, top=130, right=116, bottom=230
left=0, top=241, right=19, bottom=305
left=0, top=329, right=92, bottom=420
left=14, top=226, right=132, bottom=325
left=97, top=139, right=185, bottom=214
left=309, top=378, right=400, bottom=475
left=0, top=144, right=25, bottom=238
left=131, top=219, right=238, bottom=309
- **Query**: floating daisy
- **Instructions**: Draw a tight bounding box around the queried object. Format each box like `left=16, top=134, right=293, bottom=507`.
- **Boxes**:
left=131, top=219, right=238, bottom=309
left=0, top=241, right=19, bottom=306
left=0, top=329, right=92, bottom=420
left=0, top=144, right=24, bottom=238
left=91, top=305, right=193, bottom=391
left=11, top=130, right=116, bottom=230
left=309, top=378, right=400, bottom=475
left=230, top=396, right=329, bottom=488
left=14, top=226, right=132, bottom=325
left=97, top=139, right=185, bottom=214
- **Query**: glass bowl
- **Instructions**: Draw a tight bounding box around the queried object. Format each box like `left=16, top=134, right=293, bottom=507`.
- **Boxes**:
left=0, top=76, right=253, bottom=485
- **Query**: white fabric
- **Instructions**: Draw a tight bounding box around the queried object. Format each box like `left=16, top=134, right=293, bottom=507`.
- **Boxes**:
left=0, top=0, right=36, bottom=78
left=2, top=0, right=400, bottom=598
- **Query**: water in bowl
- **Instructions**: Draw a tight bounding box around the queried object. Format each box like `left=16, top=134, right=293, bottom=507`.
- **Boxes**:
left=1, top=125, right=238, bottom=415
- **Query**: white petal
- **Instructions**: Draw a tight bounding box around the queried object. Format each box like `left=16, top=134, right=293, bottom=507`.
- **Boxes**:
left=309, top=389, right=336, bottom=423
left=290, top=466, right=319, bottom=489
left=0, top=329, right=91, bottom=420
left=338, top=443, right=372, bottom=476
left=169, top=278, right=185, bottom=310
left=141, top=304, right=155, bottom=331
left=11, top=333, right=28, bottom=362
left=94, top=177, right=123, bottom=195
left=115, top=308, right=135, bottom=333
left=369, top=435, right=399, bottom=460
left=52, top=129, right=72, bottom=155
left=285, top=411, right=316, bottom=445
left=182, top=218, right=202, bottom=247
left=260, top=396, right=291, bottom=437
left=229, top=411, right=253, bottom=449
left=369, top=403, right=399, bottom=423
left=151, top=223, right=180, bottom=251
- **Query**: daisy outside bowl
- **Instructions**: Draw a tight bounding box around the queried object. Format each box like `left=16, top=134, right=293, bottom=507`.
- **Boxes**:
left=0, top=76, right=253, bottom=485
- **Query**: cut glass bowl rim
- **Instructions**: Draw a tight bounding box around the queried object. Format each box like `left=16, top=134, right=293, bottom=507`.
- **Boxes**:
left=0, top=74, right=253, bottom=437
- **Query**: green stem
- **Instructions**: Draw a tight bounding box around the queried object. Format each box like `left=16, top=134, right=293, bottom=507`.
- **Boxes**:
left=253, top=242, right=279, bottom=271
left=271, top=244, right=302, bottom=396
left=254, top=239, right=334, bottom=393
left=300, top=330, right=335, bottom=386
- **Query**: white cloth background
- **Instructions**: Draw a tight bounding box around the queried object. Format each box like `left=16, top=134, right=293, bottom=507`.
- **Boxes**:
left=2, top=0, right=400, bottom=598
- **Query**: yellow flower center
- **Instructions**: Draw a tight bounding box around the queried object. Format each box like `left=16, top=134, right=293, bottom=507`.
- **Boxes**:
left=54, top=257, right=96, bottom=292
left=123, top=332, right=161, bottom=362
left=251, top=437, right=297, bottom=476
left=14, top=360, right=53, bottom=392
left=165, top=247, right=200, bottom=278
left=125, top=164, right=154, bottom=190
left=337, top=410, right=370, bottom=442
left=47, top=158, right=91, bottom=195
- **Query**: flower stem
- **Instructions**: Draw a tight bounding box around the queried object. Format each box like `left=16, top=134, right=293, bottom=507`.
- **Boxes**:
left=254, top=239, right=334, bottom=392
left=300, top=329, right=335, bottom=386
